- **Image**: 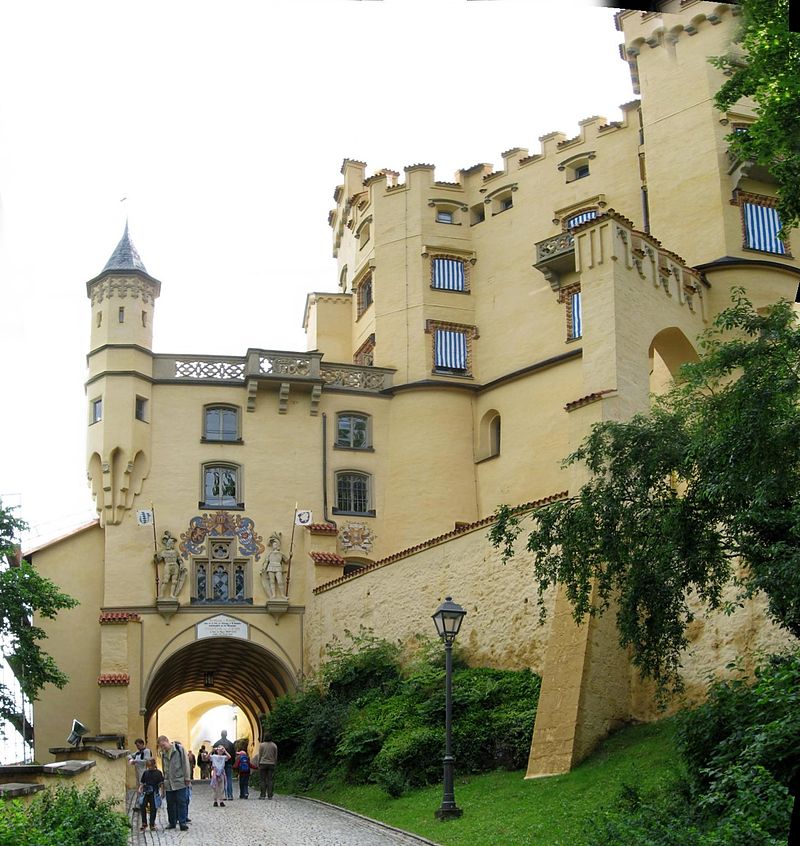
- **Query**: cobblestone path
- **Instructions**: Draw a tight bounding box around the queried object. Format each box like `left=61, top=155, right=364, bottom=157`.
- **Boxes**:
left=127, top=782, right=440, bottom=846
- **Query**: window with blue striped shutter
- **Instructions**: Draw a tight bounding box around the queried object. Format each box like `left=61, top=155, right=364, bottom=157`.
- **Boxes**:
left=566, top=210, right=597, bottom=229
left=432, top=258, right=466, bottom=291
left=434, top=329, right=468, bottom=371
left=570, top=292, right=582, bottom=339
left=743, top=203, right=785, bottom=254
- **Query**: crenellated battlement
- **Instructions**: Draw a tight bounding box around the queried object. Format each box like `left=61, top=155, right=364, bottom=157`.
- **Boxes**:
left=616, top=2, right=741, bottom=94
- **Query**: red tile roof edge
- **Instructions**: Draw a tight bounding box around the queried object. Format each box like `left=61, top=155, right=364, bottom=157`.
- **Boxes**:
left=307, top=523, right=338, bottom=535
left=99, top=612, right=142, bottom=624
left=97, top=674, right=130, bottom=686
left=564, top=389, right=615, bottom=412
left=313, top=491, right=568, bottom=594
left=309, top=552, right=346, bottom=565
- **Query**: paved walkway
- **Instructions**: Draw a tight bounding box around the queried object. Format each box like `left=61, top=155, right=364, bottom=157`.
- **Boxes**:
left=127, top=782, right=439, bottom=846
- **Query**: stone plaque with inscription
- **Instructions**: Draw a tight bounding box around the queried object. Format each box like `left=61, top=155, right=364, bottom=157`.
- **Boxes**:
left=196, top=615, right=248, bottom=641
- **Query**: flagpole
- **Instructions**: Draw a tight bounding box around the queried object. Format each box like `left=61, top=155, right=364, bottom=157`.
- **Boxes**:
left=151, top=503, right=160, bottom=597
left=285, top=502, right=298, bottom=598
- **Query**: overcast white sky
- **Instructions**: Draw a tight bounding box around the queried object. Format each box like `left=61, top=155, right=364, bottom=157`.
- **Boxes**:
left=0, top=0, right=635, bottom=546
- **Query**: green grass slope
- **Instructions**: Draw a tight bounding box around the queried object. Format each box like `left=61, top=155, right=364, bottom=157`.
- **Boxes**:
left=304, top=719, right=679, bottom=846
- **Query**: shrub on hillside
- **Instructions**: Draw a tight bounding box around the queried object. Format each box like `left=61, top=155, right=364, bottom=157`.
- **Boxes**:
left=263, top=630, right=542, bottom=796
left=0, top=783, right=129, bottom=846
left=588, top=650, right=799, bottom=846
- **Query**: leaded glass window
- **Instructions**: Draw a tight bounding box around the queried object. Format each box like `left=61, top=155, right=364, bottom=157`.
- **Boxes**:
left=336, top=472, right=370, bottom=514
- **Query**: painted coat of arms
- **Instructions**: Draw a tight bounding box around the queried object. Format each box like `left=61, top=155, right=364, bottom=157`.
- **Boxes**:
left=339, top=521, right=375, bottom=553
left=179, top=512, right=266, bottom=561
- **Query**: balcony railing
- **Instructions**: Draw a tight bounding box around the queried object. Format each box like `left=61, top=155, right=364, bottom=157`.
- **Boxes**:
left=153, top=350, right=393, bottom=393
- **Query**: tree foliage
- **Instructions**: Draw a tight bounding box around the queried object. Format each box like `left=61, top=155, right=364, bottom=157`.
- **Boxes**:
left=712, top=0, right=800, bottom=235
left=490, top=293, right=800, bottom=693
left=0, top=505, right=77, bottom=721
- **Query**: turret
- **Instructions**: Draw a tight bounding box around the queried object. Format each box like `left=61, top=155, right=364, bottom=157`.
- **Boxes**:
left=85, top=224, right=160, bottom=525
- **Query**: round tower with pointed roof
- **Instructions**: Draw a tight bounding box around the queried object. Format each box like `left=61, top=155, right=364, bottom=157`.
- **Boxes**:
left=86, top=224, right=161, bottom=526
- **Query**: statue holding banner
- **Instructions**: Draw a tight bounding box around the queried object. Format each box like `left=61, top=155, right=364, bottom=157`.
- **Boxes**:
left=156, top=530, right=187, bottom=599
left=260, top=533, right=287, bottom=599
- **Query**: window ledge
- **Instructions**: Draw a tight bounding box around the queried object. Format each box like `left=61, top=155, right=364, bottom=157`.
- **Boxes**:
left=333, top=444, right=375, bottom=452
left=436, top=221, right=462, bottom=226
left=430, top=286, right=470, bottom=295
left=742, top=246, right=793, bottom=259
left=432, top=370, right=473, bottom=379
left=566, top=335, right=582, bottom=343
left=201, top=437, right=244, bottom=445
left=475, top=453, right=500, bottom=465
left=332, top=508, right=376, bottom=517
left=189, top=598, right=254, bottom=605
left=199, top=502, right=245, bottom=511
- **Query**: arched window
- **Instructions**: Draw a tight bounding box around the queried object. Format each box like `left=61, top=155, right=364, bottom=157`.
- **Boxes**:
left=204, top=405, right=240, bottom=441
left=478, top=410, right=502, bottom=461
left=490, top=415, right=501, bottom=457
left=334, top=472, right=372, bottom=515
left=201, top=463, right=241, bottom=508
left=336, top=413, right=370, bottom=449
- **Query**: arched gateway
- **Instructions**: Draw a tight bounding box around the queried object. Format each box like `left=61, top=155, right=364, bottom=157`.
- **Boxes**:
left=143, top=619, right=298, bottom=742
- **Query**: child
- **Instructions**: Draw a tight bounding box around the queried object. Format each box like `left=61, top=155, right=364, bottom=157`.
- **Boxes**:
left=235, top=746, right=252, bottom=799
left=138, top=757, right=164, bottom=831
left=209, top=745, right=231, bottom=807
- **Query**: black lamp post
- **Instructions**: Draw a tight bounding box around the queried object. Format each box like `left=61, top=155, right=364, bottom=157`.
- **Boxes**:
left=432, top=596, right=466, bottom=820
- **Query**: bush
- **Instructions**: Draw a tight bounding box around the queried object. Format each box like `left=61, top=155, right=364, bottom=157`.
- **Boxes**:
left=0, top=783, right=129, bottom=846
left=266, top=629, right=543, bottom=797
left=589, top=650, right=800, bottom=845
left=373, top=726, right=443, bottom=790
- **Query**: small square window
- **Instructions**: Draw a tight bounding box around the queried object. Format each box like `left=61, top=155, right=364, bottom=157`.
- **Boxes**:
left=436, top=210, right=454, bottom=224
left=135, top=396, right=148, bottom=422
left=470, top=204, right=485, bottom=225
left=500, top=196, right=513, bottom=211
left=118, top=307, right=125, bottom=323
left=202, top=464, right=241, bottom=508
left=574, top=164, right=590, bottom=180
left=204, top=406, right=239, bottom=441
left=432, top=258, right=466, bottom=292
left=91, top=398, right=103, bottom=424
left=742, top=200, right=786, bottom=255
left=336, top=413, right=370, bottom=449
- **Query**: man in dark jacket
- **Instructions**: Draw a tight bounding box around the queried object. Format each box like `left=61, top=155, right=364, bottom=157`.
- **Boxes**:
left=213, top=729, right=236, bottom=801
left=157, top=735, right=191, bottom=831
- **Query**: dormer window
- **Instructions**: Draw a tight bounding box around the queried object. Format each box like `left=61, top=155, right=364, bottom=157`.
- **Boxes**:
left=428, top=199, right=465, bottom=226
left=483, top=184, right=517, bottom=216
left=357, top=217, right=372, bottom=250
left=558, top=151, right=596, bottom=184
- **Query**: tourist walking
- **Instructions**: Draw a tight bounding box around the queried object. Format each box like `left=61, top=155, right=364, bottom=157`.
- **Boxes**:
left=212, top=729, right=236, bottom=800
left=209, top=745, right=231, bottom=807
left=187, top=748, right=196, bottom=779
left=257, top=734, right=278, bottom=800
left=128, top=738, right=152, bottom=783
left=198, top=745, right=210, bottom=779
left=157, top=734, right=191, bottom=831
left=235, top=745, right=252, bottom=799
left=137, top=757, right=164, bottom=832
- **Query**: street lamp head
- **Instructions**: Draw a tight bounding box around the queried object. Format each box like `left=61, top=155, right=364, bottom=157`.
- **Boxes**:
left=432, top=596, right=466, bottom=644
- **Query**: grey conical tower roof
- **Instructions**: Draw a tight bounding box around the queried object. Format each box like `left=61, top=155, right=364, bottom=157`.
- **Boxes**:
left=102, top=222, right=147, bottom=273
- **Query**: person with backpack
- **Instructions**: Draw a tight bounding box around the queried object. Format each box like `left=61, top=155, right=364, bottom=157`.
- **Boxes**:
left=234, top=744, right=252, bottom=799
left=157, top=734, right=191, bottom=831
left=137, top=757, right=164, bottom=832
